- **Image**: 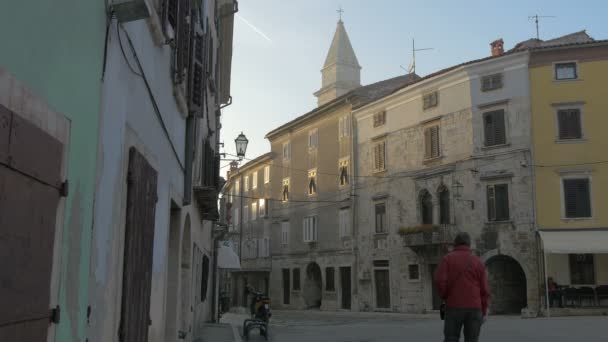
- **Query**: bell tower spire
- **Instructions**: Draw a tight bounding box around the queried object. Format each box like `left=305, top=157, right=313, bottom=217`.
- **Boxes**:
left=314, top=12, right=361, bottom=106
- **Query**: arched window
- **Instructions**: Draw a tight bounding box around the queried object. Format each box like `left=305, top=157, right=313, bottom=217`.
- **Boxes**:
left=438, top=186, right=450, bottom=224
left=420, top=190, right=433, bottom=224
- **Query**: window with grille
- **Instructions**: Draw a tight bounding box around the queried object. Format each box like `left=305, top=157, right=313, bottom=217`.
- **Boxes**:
left=339, top=115, right=350, bottom=138
left=339, top=208, right=351, bottom=238
left=481, top=73, right=503, bottom=92
left=557, top=109, right=582, bottom=140
left=372, top=141, right=386, bottom=172
left=569, top=254, right=595, bottom=284
left=264, top=166, right=270, bottom=184
left=487, top=184, right=509, bottom=221
left=281, top=221, right=290, bottom=246
left=424, top=125, right=440, bottom=159
left=303, top=216, right=318, bottom=242
left=408, top=264, right=420, bottom=280
left=339, top=159, right=349, bottom=186
left=308, top=129, right=319, bottom=149
left=283, top=141, right=291, bottom=160
left=563, top=178, right=591, bottom=218
left=483, top=109, right=506, bottom=146
left=423, top=91, right=439, bottom=110
left=251, top=202, right=257, bottom=220
left=252, top=171, right=258, bottom=189
left=555, top=62, right=578, bottom=80
left=325, top=267, right=336, bottom=291
left=308, top=169, right=317, bottom=195
left=375, top=202, right=386, bottom=233
left=282, top=178, right=290, bottom=201
left=373, top=111, right=386, bottom=127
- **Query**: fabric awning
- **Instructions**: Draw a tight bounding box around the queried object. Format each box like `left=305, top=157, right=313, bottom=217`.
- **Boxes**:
left=217, top=240, right=241, bottom=269
left=539, top=230, right=608, bottom=254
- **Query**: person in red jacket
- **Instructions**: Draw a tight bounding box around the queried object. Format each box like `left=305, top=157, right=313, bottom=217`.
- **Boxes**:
left=435, top=232, right=490, bottom=342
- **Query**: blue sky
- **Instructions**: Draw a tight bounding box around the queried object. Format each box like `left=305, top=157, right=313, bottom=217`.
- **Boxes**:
left=221, top=0, right=608, bottom=162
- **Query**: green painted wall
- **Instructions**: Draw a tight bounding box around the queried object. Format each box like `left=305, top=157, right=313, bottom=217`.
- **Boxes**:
left=0, top=1, right=106, bottom=341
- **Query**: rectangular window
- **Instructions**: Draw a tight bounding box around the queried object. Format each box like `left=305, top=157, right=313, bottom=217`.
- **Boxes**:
left=243, top=205, right=249, bottom=222
left=282, top=178, right=290, bottom=201
left=308, top=169, right=317, bottom=195
left=487, top=184, right=509, bottom=221
left=259, top=198, right=267, bottom=217
left=555, top=62, right=578, bottom=80
left=483, top=109, right=507, bottom=146
left=325, top=267, right=336, bottom=291
left=339, top=208, right=351, bottom=238
left=339, top=115, right=350, bottom=138
left=244, top=175, right=249, bottom=192
left=481, top=73, right=503, bottom=92
left=281, top=221, right=290, bottom=246
left=373, top=111, right=386, bottom=127
left=563, top=178, right=591, bottom=218
left=233, top=208, right=239, bottom=227
left=252, top=171, right=258, bottom=189
left=375, top=202, right=386, bottom=233
left=569, top=254, right=595, bottom=284
left=303, top=216, right=318, bottom=242
left=557, top=109, right=582, bottom=140
left=293, top=268, right=301, bottom=290
left=339, top=159, right=349, bottom=186
left=251, top=202, right=257, bottom=220
left=423, top=91, right=439, bottom=110
left=264, top=165, right=270, bottom=184
left=308, top=128, right=319, bottom=149
left=283, top=141, right=291, bottom=160
left=372, top=141, right=386, bottom=172
left=424, top=125, right=440, bottom=159
left=408, top=264, right=420, bottom=280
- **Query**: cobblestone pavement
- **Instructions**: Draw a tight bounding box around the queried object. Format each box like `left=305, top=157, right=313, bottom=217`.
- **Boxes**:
left=221, top=310, right=608, bottom=342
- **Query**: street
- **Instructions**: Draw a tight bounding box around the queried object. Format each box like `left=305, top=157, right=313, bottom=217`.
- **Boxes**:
left=222, top=310, right=608, bottom=342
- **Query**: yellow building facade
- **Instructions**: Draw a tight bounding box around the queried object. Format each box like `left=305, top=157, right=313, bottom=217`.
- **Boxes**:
left=531, top=42, right=608, bottom=309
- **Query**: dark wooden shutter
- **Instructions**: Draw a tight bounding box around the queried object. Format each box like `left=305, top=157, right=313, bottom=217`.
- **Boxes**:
left=558, top=109, right=582, bottom=140
left=430, top=126, right=440, bottom=158
left=0, top=108, right=63, bottom=341
left=484, top=113, right=495, bottom=146
left=188, top=23, right=205, bottom=114
left=494, top=110, right=506, bottom=145
left=564, top=179, right=590, bottom=218
left=119, top=148, right=158, bottom=342
left=495, top=184, right=509, bottom=221
left=379, top=142, right=385, bottom=170
left=174, top=0, right=191, bottom=84
left=424, top=128, right=431, bottom=159
left=487, top=186, right=496, bottom=221
left=201, top=255, right=210, bottom=302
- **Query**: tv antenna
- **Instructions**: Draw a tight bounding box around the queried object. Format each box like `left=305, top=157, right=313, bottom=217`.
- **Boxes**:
left=401, top=38, right=433, bottom=74
left=528, top=14, right=556, bottom=40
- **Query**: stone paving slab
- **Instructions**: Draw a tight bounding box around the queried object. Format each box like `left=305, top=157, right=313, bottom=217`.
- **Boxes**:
left=197, top=323, right=236, bottom=342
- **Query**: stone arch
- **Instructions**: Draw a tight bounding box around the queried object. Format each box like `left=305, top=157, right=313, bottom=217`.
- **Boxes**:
left=179, top=214, right=192, bottom=332
left=303, top=262, right=322, bottom=308
left=419, top=189, right=433, bottom=224
left=485, top=254, right=527, bottom=314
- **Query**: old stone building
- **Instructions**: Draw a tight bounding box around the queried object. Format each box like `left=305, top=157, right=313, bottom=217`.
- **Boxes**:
left=352, top=40, right=539, bottom=314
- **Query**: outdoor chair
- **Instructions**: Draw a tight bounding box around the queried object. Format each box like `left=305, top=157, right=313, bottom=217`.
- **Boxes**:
left=577, top=287, right=596, bottom=307
left=562, top=287, right=579, bottom=307
left=596, top=285, right=608, bottom=306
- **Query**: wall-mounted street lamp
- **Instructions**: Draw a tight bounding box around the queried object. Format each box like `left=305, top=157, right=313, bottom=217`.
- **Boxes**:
left=452, top=180, right=475, bottom=209
left=220, top=132, right=249, bottom=162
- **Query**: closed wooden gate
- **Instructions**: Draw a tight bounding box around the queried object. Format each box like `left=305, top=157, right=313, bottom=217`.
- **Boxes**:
left=339, top=267, right=351, bottom=310
left=282, top=269, right=290, bottom=305
left=119, top=148, right=158, bottom=342
left=0, top=106, right=64, bottom=341
left=374, top=270, right=391, bottom=309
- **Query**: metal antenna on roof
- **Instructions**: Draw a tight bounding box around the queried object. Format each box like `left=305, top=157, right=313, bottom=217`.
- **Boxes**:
left=401, top=38, right=433, bottom=74
left=528, top=14, right=556, bottom=40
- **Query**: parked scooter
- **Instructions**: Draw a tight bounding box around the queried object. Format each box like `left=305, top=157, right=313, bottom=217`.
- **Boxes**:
left=243, top=286, right=271, bottom=340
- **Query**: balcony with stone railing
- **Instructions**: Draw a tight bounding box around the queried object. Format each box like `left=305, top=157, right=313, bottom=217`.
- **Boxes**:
left=399, top=224, right=459, bottom=250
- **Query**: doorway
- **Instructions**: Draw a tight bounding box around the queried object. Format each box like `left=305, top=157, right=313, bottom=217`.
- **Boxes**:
left=486, top=255, right=527, bottom=314
left=282, top=269, right=290, bottom=305
left=179, top=216, right=192, bottom=334
left=304, top=263, right=322, bottom=308
left=164, top=206, right=181, bottom=341
left=374, top=269, right=391, bottom=309
left=340, top=267, right=352, bottom=309
left=429, top=264, right=441, bottom=310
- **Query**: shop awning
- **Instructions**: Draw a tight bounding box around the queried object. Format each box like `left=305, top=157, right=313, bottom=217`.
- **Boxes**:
left=217, top=240, right=241, bottom=269
left=539, top=230, right=608, bottom=254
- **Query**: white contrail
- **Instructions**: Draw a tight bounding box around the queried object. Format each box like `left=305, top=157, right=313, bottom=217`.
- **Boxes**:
left=236, top=14, right=273, bottom=43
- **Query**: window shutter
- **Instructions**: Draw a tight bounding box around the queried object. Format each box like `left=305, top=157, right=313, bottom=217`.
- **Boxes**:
left=495, top=184, right=509, bottom=220
left=487, top=186, right=496, bottom=221
left=339, top=118, right=344, bottom=138
left=494, top=110, right=506, bottom=145
left=379, top=142, right=385, bottom=170
left=424, top=128, right=431, bottom=158
left=430, top=126, right=439, bottom=157
left=175, top=0, right=191, bottom=84
left=188, top=26, right=204, bottom=114
left=558, top=110, right=569, bottom=139
left=484, top=113, right=495, bottom=146
left=373, top=144, right=379, bottom=170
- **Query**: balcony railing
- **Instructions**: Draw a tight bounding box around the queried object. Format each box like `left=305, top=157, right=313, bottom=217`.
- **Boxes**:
left=400, top=224, right=458, bottom=248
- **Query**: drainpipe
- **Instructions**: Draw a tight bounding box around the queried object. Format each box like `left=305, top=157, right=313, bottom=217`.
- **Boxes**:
left=183, top=116, right=196, bottom=205
left=348, top=101, right=359, bottom=310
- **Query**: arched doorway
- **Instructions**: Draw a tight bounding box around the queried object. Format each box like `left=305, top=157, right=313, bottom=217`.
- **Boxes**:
left=179, top=215, right=192, bottom=335
left=165, top=206, right=181, bottom=341
left=486, top=255, right=527, bottom=314
left=303, top=262, right=322, bottom=308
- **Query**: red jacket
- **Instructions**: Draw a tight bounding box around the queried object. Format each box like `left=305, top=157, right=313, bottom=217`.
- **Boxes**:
left=434, top=245, right=490, bottom=314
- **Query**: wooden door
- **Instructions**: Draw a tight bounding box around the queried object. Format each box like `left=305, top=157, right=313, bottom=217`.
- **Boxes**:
left=0, top=107, right=64, bottom=341
left=430, top=264, right=442, bottom=310
left=340, top=267, right=351, bottom=310
left=282, top=269, right=290, bottom=305
left=374, top=270, right=391, bottom=309
left=119, top=148, right=158, bottom=342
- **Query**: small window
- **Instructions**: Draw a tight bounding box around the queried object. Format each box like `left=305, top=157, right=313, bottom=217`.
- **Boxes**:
left=251, top=202, right=257, bottom=220
left=563, top=178, right=591, bottom=218
left=408, top=264, right=420, bottom=281
left=244, top=175, right=249, bottom=192
left=252, top=171, right=258, bottom=189
left=308, top=169, right=317, bottom=196
left=372, top=141, right=386, bottom=172
left=243, top=205, right=249, bottom=222
left=283, top=141, right=291, bottom=160
left=555, top=62, right=578, bottom=80
left=282, top=178, right=290, bottom=201
left=259, top=198, right=268, bottom=217
left=325, top=267, right=335, bottom=291
left=308, top=129, right=319, bottom=149
left=264, top=165, right=270, bottom=184
left=339, top=208, right=351, bottom=238
left=293, top=268, right=301, bottom=290
left=483, top=109, right=507, bottom=146
left=487, top=184, right=509, bottom=221
left=373, top=111, right=386, bottom=127
left=339, top=116, right=350, bottom=138
left=303, top=216, right=318, bottom=242
left=375, top=202, right=386, bottom=233
left=423, top=91, right=439, bottom=110
left=424, top=125, right=440, bottom=159
left=281, top=221, right=290, bottom=246
left=339, top=159, right=349, bottom=186
left=569, top=254, right=595, bottom=284
left=481, top=73, right=503, bottom=92
left=557, top=109, right=582, bottom=140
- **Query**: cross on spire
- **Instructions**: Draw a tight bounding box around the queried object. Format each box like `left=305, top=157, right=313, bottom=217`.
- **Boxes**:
left=337, top=6, right=344, bottom=22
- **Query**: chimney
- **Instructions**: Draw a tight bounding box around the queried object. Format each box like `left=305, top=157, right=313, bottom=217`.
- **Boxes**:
left=491, top=39, right=504, bottom=57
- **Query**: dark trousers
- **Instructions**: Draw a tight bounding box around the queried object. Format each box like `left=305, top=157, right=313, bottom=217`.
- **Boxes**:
left=443, top=308, right=483, bottom=342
